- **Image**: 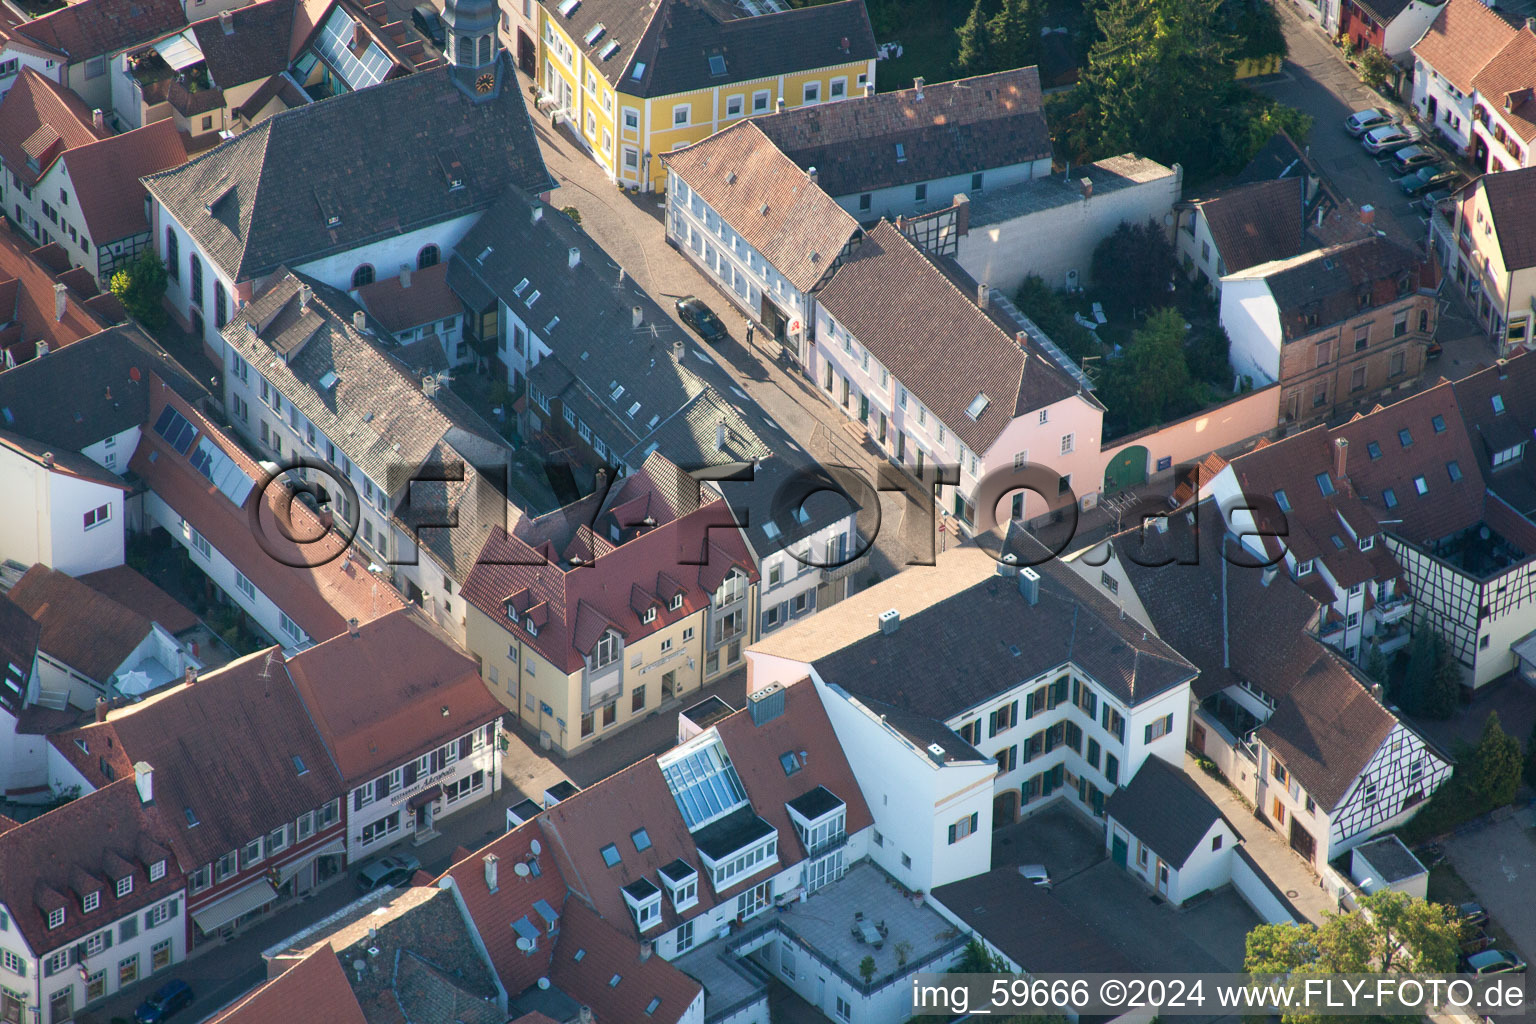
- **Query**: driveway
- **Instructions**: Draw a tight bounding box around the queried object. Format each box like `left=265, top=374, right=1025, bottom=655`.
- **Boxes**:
left=1442, top=811, right=1536, bottom=971
left=1250, top=3, right=1436, bottom=248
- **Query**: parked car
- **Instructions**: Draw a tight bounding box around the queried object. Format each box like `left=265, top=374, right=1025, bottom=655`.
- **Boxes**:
left=1464, top=949, right=1526, bottom=974
left=1426, top=340, right=1444, bottom=361
left=675, top=296, right=727, bottom=344
left=1420, top=188, right=1455, bottom=213
left=135, top=980, right=194, bottom=1024
left=1346, top=106, right=1397, bottom=137
left=356, top=853, right=422, bottom=891
left=1395, top=165, right=1458, bottom=195
left=1362, top=124, right=1421, bottom=154
left=1390, top=145, right=1440, bottom=174
left=1019, top=863, right=1052, bottom=890
left=1458, top=901, right=1490, bottom=928
left=411, top=3, right=444, bottom=47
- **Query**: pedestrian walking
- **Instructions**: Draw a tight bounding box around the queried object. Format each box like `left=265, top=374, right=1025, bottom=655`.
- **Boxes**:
left=745, top=319, right=755, bottom=346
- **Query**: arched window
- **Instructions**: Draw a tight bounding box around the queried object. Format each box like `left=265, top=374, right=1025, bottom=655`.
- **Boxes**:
left=458, top=36, right=473, bottom=67
left=165, top=229, right=179, bottom=283
left=188, top=253, right=203, bottom=308
left=477, top=34, right=492, bottom=66
left=214, top=281, right=228, bottom=329
left=351, top=264, right=375, bottom=288
left=417, top=244, right=440, bottom=269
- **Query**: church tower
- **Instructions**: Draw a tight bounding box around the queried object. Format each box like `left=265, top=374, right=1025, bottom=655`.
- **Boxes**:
left=442, top=0, right=497, bottom=71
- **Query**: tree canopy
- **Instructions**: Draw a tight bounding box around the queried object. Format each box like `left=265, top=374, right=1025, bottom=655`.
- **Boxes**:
left=109, top=253, right=169, bottom=329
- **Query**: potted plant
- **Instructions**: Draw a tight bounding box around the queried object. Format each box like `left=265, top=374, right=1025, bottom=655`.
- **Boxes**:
left=894, top=940, right=912, bottom=967
left=858, top=954, right=875, bottom=985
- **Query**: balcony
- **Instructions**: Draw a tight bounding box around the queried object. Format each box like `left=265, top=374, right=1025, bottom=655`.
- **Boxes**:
left=1375, top=595, right=1413, bottom=624
left=804, top=831, right=847, bottom=860
left=1373, top=620, right=1411, bottom=656
left=820, top=551, right=869, bottom=585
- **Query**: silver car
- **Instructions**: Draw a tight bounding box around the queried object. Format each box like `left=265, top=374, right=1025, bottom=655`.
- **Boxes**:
left=1345, top=106, right=1396, bottom=137
left=1362, top=124, right=1420, bottom=154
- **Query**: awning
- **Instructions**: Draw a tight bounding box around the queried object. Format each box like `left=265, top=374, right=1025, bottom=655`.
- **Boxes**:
left=156, top=32, right=204, bottom=71
left=408, top=785, right=443, bottom=809
left=273, top=838, right=346, bottom=885
left=190, top=880, right=277, bottom=933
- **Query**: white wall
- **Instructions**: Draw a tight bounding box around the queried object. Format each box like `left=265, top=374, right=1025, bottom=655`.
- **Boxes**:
left=156, top=208, right=242, bottom=360
left=34, top=892, right=187, bottom=1019
left=1218, top=277, right=1284, bottom=385
left=293, top=218, right=478, bottom=298
left=1384, top=1, right=1443, bottom=58
left=0, top=447, right=126, bottom=577
left=1231, top=846, right=1299, bottom=923
left=344, top=729, right=499, bottom=859
left=0, top=49, right=63, bottom=103
left=1411, top=59, right=1474, bottom=151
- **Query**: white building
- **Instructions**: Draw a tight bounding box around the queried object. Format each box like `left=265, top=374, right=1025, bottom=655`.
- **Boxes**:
left=1104, top=754, right=1243, bottom=907
left=0, top=440, right=127, bottom=578
left=0, top=773, right=188, bottom=1024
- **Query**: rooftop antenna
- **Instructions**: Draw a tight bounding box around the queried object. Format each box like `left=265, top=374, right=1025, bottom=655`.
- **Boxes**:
left=258, top=651, right=277, bottom=680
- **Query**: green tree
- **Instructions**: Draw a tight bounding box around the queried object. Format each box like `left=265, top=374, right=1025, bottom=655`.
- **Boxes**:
left=1397, top=628, right=1459, bottom=719
left=1215, top=100, right=1315, bottom=176
left=858, top=954, right=876, bottom=984
left=1359, top=46, right=1393, bottom=91
left=955, top=0, right=999, bottom=76
left=1071, top=0, right=1235, bottom=174
left=1363, top=643, right=1389, bottom=686
left=987, top=0, right=1039, bottom=72
left=1230, top=0, right=1286, bottom=61
left=1359, top=890, right=1460, bottom=973
left=1185, top=324, right=1232, bottom=385
left=1525, top=718, right=1536, bottom=791
left=1091, top=220, right=1177, bottom=317
left=109, top=252, right=168, bottom=328
left=1472, top=711, right=1522, bottom=810
left=1014, top=274, right=1098, bottom=362
left=1100, top=308, right=1196, bottom=433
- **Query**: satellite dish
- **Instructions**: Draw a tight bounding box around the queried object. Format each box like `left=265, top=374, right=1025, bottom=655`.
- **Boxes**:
left=516, top=937, right=535, bottom=952
left=537, top=977, right=552, bottom=991
left=530, top=839, right=542, bottom=856
left=514, top=862, right=531, bottom=877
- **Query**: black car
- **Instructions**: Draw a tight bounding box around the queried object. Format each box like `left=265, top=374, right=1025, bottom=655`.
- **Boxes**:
left=357, top=852, right=422, bottom=891
left=675, top=296, right=727, bottom=344
left=411, top=3, right=445, bottom=47
left=135, top=980, right=194, bottom=1024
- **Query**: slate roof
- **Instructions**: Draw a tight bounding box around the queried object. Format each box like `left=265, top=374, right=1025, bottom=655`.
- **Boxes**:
left=816, top=219, right=1080, bottom=455
left=207, top=947, right=369, bottom=1024
left=931, top=867, right=1139, bottom=974
left=14, top=0, right=186, bottom=63
left=283, top=606, right=503, bottom=783
left=460, top=455, right=757, bottom=674
left=187, top=0, right=296, bottom=88
left=751, top=67, right=1050, bottom=198
left=1104, top=754, right=1238, bottom=868
left=0, top=590, right=40, bottom=718
left=662, top=120, right=860, bottom=293
left=0, top=68, right=107, bottom=187
left=59, top=118, right=187, bottom=246
left=548, top=901, right=701, bottom=1024
left=1191, top=178, right=1305, bottom=274
left=1228, top=234, right=1427, bottom=341
left=1110, top=500, right=1325, bottom=702
left=1476, top=166, right=1536, bottom=271
left=1472, top=27, right=1536, bottom=143
left=1355, top=0, right=1415, bottom=24
left=1452, top=353, right=1536, bottom=515
left=754, top=544, right=1196, bottom=719
left=0, top=777, right=181, bottom=953
left=142, top=52, right=554, bottom=283
left=8, top=564, right=155, bottom=682
left=130, top=374, right=406, bottom=640
left=1413, top=0, right=1520, bottom=95
left=49, top=647, right=344, bottom=869
left=353, top=262, right=461, bottom=333
left=537, top=678, right=870, bottom=936
left=78, top=565, right=199, bottom=635
left=1257, top=653, right=1397, bottom=810
left=541, top=0, right=874, bottom=97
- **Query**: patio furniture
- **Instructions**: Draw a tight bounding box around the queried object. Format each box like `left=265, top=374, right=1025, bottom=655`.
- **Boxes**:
left=1092, top=302, right=1107, bottom=324
left=857, top=921, right=882, bottom=945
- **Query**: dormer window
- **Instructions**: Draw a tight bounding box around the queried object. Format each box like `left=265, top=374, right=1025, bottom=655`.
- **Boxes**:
left=1360, top=534, right=1375, bottom=551
left=149, top=860, right=166, bottom=882
left=82, top=891, right=99, bottom=913
left=658, top=860, right=698, bottom=911
left=47, top=908, right=63, bottom=929
left=525, top=617, right=538, bottom=637
left=642, top=607, right=657, bottom=624
left=669, top=593, right=684, bottom=611
left=1296, top=559, right=1314, bottom=577
left=116, top=876, right=133, bottom=898
left=622, top=878, right=662, bottom=932
left=593, top=630, right=620, bottom=669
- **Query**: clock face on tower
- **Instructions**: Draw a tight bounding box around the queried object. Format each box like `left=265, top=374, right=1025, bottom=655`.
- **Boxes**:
left=476, top=71, right=495, bottom=94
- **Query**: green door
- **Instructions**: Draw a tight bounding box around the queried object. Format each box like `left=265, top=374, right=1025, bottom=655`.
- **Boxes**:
left=1112, top=834, right=1128, bottom=866
left=1104, top=445, right=1149, bottom=495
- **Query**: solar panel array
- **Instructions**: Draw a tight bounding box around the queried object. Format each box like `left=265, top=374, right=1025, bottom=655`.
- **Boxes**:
left=153, top=406, right=196, bottom=455
left=190, top=437, right=256, bottom=506
left=317, top=8, right=392, bottom=91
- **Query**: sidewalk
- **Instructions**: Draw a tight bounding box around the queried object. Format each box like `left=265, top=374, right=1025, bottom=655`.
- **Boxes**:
left=1182, top=752, right=1337, bottom=925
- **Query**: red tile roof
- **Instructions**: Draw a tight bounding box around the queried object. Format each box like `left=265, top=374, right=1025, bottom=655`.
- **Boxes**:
left=59, top=118, right=187, bottom=246
left=1191, top=178, right=1305, bottom=274
left=0, top=776, right=181, bottom=953
left=549, top=901, right=702, bottom=1024
left=8, top=564, right=155, bottom=683
left=0, top=427, right=128, bottom=488
left=78, top=565, right=199, bottom=635
left=49, top=646, right=345, bottom=869
left=1413, top=0, right=1520, bottom=94
left=0, top=68, right=105, bottom=186
left=15, top=0, right=187, bottom=63
left=128, top=374, right=405, bottom=644
left=437, top=821, right=568, bottom=997
left=283, top=607, right=503, bottom=782
left=353, top=262, right=463, bottom=334
left=208, top=947, right=369, bottom=1024
left=1473, top=27, right=1536, bottom=143
left=0, top=223, right=112, bottom=365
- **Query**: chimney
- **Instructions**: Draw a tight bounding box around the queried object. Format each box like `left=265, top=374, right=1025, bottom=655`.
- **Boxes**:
left=54, top=281, right=67, bottom=321
left=34, top=339, right=48, bottom=360
left=1333, top=437, right=1348, bottom=483
left=1079, top=177, right=1094, bottom=200
left=632, top=305, right=643, bottom=329
left=299, top=284, right=313, bottom=310
left=878, top=608, right=900, bottom=634
left=775, top=95, right=785, bottom=113
left=400, top=265, right=412, bottom=289
left=977, top=282, right=989, bottom=309
left=219, top=8, right=233, bottom=34
left=913, top=76, right=924, bottom=100
left=925, top=743, right=946, bottom=766
left=639, top=940, right=653, bottom=962
left=579, top=1009, right=593, bottom=1024
left=1496, top=357, right=1508, bottom=380
left=348, top=616, right=361, bottom=637
left=1018, top=566, right=1040, bottom=606
left=568, top=247, right=581, bottom=269
left=839, top=35, right=849, bottom=53
left=672, top=338, right=685, bottom=361
left=1359, top=204, right=1375, bottom=226
left=94, top=697, right=109, bottom=724
left=91, top=108, right=105, bottom=132
left=184, top=666, right=197, bottom=686
left=352, top=309, right=367, bottom=332
left=1014, top=330, right=1029, bottom=351
left=864, top=81, right=874, bottom=98
left=715, top=418, right=726, bottom=451
left=531, top=206, right=543, bottom=224
left=41, top=452, right=54, bottom=468
left=808, top=166, right=819, bottom=186
left=483, top=854, right=499, bottom=893
left=133, top=761, right=153, bottom=804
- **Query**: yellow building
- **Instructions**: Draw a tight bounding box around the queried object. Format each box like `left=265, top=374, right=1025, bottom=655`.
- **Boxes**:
left=459, top=457, right=760, bottom=756
left=526, top=0, right=876, bottom=191
left=1432, top=167, right=1536, bottom=355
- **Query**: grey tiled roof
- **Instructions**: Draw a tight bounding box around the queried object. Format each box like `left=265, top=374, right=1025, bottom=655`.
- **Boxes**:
left=143, top=53, right=554, bottom=284
left=1104, top=754, right=1238, bottom=869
